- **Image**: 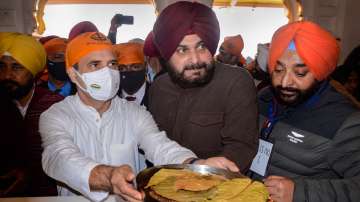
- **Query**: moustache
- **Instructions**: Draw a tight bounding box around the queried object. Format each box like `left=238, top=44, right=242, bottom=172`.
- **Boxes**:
left=183, top=63, right=208, bottom=71
left=275, top=86, right=299, bottom=93
left=0, top=80, right=20, bottom=88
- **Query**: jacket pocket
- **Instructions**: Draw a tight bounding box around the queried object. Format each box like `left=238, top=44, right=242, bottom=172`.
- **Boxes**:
left=189, top=112, right=224, bottom=127
left=185, top=112, right=224, bottom=152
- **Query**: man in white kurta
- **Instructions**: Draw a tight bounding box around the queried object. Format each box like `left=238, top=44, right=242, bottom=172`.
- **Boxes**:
left=39, top=32, right=239, bottom=202
left=39, top=33, right=196, bottom=201
left=40, top=92, right=195, bottom=201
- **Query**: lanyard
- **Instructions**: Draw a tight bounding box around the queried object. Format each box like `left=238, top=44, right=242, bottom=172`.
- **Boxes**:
left=260, top=98, right=278, bottom=140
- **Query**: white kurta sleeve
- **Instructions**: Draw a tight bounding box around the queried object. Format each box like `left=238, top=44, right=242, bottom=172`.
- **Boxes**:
left=39, top=107, right=108, bottom=202
left=132, top=105, right=197, bottom=165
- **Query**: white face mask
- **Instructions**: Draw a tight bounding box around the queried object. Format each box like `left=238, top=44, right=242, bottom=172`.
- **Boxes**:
left=74, top=67, right=120, bottom=101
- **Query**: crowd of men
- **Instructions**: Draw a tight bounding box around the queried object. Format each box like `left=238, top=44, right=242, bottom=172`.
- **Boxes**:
left=0, top=1, right=359, bottom=202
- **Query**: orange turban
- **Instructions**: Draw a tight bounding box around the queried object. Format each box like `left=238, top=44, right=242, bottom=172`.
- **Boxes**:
left=43, top=38, right=67, bottom=56
left=268, top=21, right=340, bottom=81
left=113, top=42, right=145, bottom=65
left=65, top=32, right=112, bottom=68
left=221, top=35, right=246, bottom=65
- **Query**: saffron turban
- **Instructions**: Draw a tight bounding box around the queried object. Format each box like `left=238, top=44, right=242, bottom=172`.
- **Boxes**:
left=113, top=42, right=145, bottom=65
left=44, top=38, right=67, bottom=56
left=0, top=32, right=46, bottom=76
left=221, top=35, right=246, bottom=65
left=153, top=1, right=220, bottom=60
left=65, top=32, right=112, bottom=68
left=42, top=38, right=67, bottom=81
left=268, top=21, right=340, bottom=81
left=68, top=21, right=99, bottom=42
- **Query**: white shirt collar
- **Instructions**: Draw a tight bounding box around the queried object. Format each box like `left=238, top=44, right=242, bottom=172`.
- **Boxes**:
left=14, top=86, right=35, bottom=117
left=74, top=93, right=116, bottom=120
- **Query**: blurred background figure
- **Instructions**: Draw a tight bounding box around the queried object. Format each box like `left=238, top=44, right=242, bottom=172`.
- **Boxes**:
left=108, top=14, right=121, bottom=44
left=37, top=35, right=60, bottom=83
left=216, top=34, right=246, bottom=67
left=343, top=70, right=359, bottom=97
left=331, top=44, right=360, bottom=108
left=108, top=14, right=134, bottom=44
left=40, top=37, right=76, bottom=97
left=143, top=31, right=166, bottom=82
left=38, top=35, right=59, bottom=45
left=68, top=21, right=98, bottom=41
left=114, top=42, right=150, bottom=107
left=128, top=38, right=144, bottom=44
left=246, top=43, right=271, bottom=90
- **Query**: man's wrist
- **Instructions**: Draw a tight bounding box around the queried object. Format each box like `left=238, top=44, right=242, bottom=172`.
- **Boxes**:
left=89, top=165, right=114, bottom=192
left=109, top=26, right=118, bottom=33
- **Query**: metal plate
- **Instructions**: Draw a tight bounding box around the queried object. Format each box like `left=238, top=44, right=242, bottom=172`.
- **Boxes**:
left=136, top=164, right=244, bottom=201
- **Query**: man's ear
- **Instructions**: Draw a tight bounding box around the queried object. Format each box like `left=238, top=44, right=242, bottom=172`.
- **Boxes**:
left=66, top=67, right=77, bottom=84
left=67, top=67, right=86, bottom=90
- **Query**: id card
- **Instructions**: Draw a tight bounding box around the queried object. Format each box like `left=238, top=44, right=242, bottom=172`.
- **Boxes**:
left=249, top=139, right=273, bottom=176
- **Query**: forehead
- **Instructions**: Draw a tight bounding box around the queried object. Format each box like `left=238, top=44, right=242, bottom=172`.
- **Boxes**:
left=79, top=49, right=116, bottom=64
left=178, top=34, right=202, bottom=46
left=278, top=49, right=304, bottom=64
left=0, top=55, right=20, bottom=64
left=48, top=50, right=65, bottom=55
left=118, top=62, right=145, bottom=71
left=119, top=62, right=144, bottom=66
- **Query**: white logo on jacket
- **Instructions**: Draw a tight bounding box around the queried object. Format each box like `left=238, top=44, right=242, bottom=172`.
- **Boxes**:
left=287, top=131, right=304, bottom=143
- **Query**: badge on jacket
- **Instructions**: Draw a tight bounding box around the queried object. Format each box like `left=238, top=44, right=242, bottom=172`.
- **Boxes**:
left=249, top=139, right=273, bottom=176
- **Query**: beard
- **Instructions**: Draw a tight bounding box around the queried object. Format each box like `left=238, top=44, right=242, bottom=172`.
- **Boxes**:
left=166, top=61, right=215, bottom=88
left=272, top=81, right=320, bottom=107
left=0, top=78, right=34, bottom=100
